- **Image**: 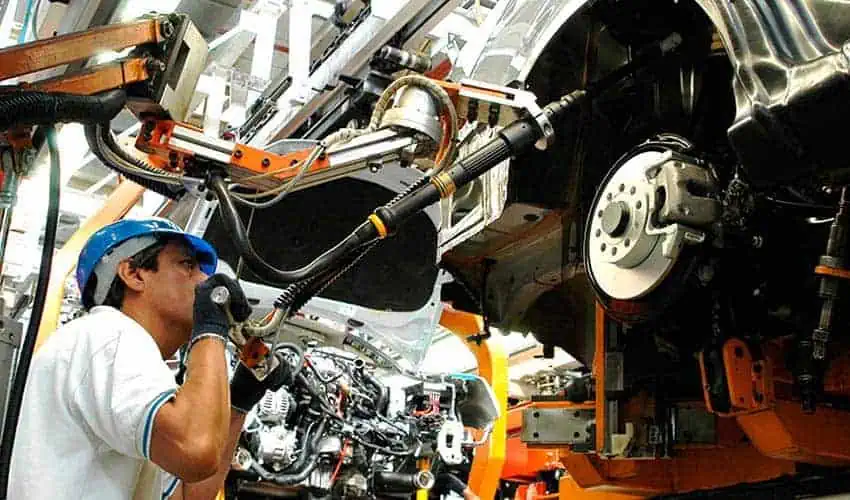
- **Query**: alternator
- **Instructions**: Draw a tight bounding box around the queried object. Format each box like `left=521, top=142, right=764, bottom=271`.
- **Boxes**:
left=257, top=387, right=292, bottom=424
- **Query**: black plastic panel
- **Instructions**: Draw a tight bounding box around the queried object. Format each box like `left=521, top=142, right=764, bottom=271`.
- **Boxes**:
left=204, top=177, right=439, bottom=312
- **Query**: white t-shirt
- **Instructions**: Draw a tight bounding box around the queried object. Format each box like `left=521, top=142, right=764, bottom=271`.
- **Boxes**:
left=8, top=306, right=181, bottom=499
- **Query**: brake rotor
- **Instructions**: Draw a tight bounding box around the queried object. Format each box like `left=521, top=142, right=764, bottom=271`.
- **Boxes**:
left=584, top=136, right=718, bottom=323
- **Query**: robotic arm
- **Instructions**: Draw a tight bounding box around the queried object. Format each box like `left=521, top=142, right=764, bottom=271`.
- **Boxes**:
left=0, top=12, right=588, bottom=371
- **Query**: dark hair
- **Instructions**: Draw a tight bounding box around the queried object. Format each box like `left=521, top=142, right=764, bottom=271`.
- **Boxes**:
left=82, top=236, right=172, bottom=309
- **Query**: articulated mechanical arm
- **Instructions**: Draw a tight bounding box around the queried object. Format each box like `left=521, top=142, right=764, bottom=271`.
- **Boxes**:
left=0, top=14, right=593, bottom=372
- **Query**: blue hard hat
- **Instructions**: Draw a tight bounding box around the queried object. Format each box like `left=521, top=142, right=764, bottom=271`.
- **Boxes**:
left=76, top=217, right=218, bottom=308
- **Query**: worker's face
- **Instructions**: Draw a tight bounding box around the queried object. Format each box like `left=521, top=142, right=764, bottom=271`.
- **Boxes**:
left=142, top=240, right=209, bottom=339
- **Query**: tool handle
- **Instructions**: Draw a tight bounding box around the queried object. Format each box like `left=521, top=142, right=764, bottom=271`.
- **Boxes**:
left=210, top=285, right=237, bottom=327
left=210, top=285, right=230, bottom=305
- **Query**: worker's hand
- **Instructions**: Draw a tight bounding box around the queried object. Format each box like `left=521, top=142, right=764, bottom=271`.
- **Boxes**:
left=191, top=273, right=252, bottom=348
left=230, top=351, right=294, bottom=413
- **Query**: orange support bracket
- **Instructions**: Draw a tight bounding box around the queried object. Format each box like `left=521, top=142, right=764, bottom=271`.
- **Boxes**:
left=440, top=305, right=508, bottom=500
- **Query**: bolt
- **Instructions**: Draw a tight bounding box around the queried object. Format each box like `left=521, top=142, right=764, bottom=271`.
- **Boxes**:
left=573, top=432, right=581, bottom=438
left=619, top=183, right=625, bottom=192
left=597, top=210, right=603, bottom=218
left=630, top=186, right=636, bottom=195
left=159, top=20, right=175, bottom=39
left=636, top=201, right=642, bottom=209
left=624, top=238, right=631, bottom=247
left=145, top=59, right=166, bottom=73
left=262, top=158, right=271, bottom=168
left=601, top=243, right=607, bottom=252
left=234, top=149, right=243, bottom=159
left=533, top=411, right=540, bottom=418
left=606, top=193, right=613, bottom=201
left=595, top=229, right=601, bottom=238
left=612, top=247, right=618, bottom=256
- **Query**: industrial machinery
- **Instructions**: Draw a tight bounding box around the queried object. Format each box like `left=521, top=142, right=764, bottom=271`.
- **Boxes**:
left=424, top=0, right=850, bottom=498
left=11, top=0, right=850, bottom=497
left=0, top=9, right=581, bottom=499
left=225, top=341, right=499, bottom=499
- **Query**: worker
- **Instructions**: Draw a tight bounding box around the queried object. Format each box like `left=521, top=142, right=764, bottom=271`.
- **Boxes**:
left=8, top=217, right=291, bottom=499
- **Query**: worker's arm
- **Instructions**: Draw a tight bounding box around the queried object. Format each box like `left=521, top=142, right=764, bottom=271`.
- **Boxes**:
left=149, top=339, right=230, bottom=482
left=149, top=274, right=252, bottom=482
left=167, top=411, right=245, bottom=500
left=170, top=349, right=295, bottom=499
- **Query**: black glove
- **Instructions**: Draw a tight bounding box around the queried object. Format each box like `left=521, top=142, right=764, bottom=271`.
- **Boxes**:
left=191, top=273, right=252, bottom=347
left=434, top=473, right=467, bottom=496
left=230, top=351, right=294, bottom=413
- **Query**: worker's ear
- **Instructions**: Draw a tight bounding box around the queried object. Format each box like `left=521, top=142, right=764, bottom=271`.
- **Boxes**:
left=115, top=259, right=146, bottom=293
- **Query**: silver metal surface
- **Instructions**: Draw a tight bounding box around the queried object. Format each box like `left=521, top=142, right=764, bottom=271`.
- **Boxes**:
left=380, top=86, right=442, bottom=143
left=342, top=473, right=369, bottom=498
left=656, top=160, right=719, bottom=226
left=160, top=19, right=208, bottom=121
left=232, top=447, right=254, bottom=472
left=316, top=435, right=343, bottom=455
left=250, top=0, right=436, bottom=146
left=413, top=471, right=435, bottom=490
left=257, top=426, right=298, bottom=470
left=210, top=286, right=230, bottom=305
left=521, top=408, right=594, bottom=446
left=437, top=419, right=465, bottom=464
left=0, top=316, right=22, bottom=431
left=172, top=125, right=235, bottom=155
left=257, top=387, right=291, bottom=424
left=168, top=137, right=231, bottom=165
left=308, top=467, right=333, bottom=491
left=605, top=352, right=624, bottom=392
left=587, top=150, right=714, bottom=300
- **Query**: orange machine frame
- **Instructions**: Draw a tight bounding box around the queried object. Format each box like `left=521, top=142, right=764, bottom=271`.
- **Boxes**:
left=439, top=306, right=508, bottom=500
left=498, top=302, right=850, bottom=499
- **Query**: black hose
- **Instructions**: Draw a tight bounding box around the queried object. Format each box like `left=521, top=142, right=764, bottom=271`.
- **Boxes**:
left=210, top=175, right=378, bottom=285
left=0, top=89, right=126, bottom=130
left=84, top=123, right=186, bottom=200
left=270, top=174, right=433, bottom=317
left=362, top=371, right=388, bottom=416
left=0, top=126, right=61, bottom=495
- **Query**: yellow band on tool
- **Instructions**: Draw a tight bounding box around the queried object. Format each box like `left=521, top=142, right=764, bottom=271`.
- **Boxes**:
left=368, top=213, right=388, bottom=239
left=431, top=172, right=456, bottom=198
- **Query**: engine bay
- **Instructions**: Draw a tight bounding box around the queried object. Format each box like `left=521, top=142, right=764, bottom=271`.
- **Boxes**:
left=224, top=341, right=498, bottom=499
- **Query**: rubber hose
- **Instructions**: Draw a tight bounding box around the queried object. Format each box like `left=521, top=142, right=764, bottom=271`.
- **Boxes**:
left=363, top=371, right=388, bottom=415
left=210, top=175, right=377, bottom=284
left=0, top=89, right=126, bottom=130
left=0, top=126, right=61, bottom=495
left=84, top=124, right=185, bottom=200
